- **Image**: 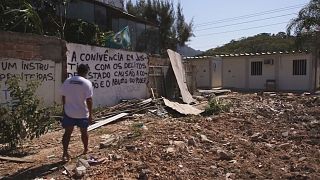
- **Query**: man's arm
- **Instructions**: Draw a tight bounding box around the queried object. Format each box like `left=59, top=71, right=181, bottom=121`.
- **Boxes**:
left=86, top=97, right=93, bottom=124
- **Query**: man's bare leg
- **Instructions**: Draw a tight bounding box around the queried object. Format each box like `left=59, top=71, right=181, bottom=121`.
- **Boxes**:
left=62, top=126, right=74, bottom=161
left=80, top=128, right=88, bottom=154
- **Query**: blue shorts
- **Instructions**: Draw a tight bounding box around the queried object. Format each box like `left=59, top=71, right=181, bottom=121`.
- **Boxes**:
left=62, top=114, right=89, bottom=129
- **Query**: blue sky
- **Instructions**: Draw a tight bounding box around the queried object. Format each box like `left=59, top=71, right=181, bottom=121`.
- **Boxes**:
left=130, top=0, right=310, bottom=51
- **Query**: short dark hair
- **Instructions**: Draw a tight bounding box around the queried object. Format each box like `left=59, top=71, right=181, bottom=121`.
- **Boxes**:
left=77, top=64, right=90, bottom=75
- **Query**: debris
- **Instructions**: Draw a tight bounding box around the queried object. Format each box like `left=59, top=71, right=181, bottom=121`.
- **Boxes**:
left=200, top=134, right=213, bottom=143
left=167, top=49, right=196, bottom=104
left=75, top=166, right=86, bottom=177
left=63, top=164, right=75, bottom=177
left=198, top=89, right=231, bottom=96
left=188, top=136, right=197, bottom=146
left=0, top=156, right=34, bottom=163
left=226, top=172, right=235, bottom=180
left=173, top=141, right=185, bottom=148
left=217, top=150, right=233, bottom=161
left=166, top=147, right=175, bottom=154
left=282, top=131, right=289, bottom=137
left=47, top=155, right=55, bottom=159
left=88, top=113, right=129, bottom=131
left=163, top=98, right=203, bottom=115
left=100, top=136, right=117, bottom=149
left=77, top=158, right=90, bottom=169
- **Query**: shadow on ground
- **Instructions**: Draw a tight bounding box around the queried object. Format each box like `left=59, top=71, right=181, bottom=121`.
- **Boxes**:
left=2, top=161, right=65, bottom=179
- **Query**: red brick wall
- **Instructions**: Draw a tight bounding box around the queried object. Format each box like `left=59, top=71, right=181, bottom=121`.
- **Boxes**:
left=0, top=31, right=66, bottom=62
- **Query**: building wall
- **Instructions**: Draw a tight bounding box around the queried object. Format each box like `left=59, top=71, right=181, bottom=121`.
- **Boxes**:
left=221, top=53, right=314, bottom=91
left=211, top=59, right=222, bottom=87
left=187, top=57, right=222, bottom=89
left=222, top=57, right=246, bottom=89
left=193, top=59, right=210, bottom=88
left=66, top=43, right=149, bottom=107
left=248, top=56, right=276, bottom=89
left=278, top=54, right=313, bottom=91
left=0, top=31, right=65, bottom=106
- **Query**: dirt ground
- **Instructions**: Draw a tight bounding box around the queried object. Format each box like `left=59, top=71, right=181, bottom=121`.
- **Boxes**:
left=0, top=92, right=319, bottom=179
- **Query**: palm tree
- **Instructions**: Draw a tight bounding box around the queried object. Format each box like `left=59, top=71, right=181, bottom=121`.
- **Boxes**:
left=287, top=0, right=320, bottom=35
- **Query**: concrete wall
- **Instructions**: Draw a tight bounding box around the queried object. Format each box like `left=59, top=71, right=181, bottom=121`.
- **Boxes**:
left=221, top=53, right=315, bottom=91
left=0, top=31, right=65, bottom=106
left=248, top=56, right=276, bottom=89
left=211, top=59, right=222, bottom=87
left=66, top=43, right=149, bottom=107
left=222, top=57, right=247, bottom=89
left=186, top=57, right=222, bottom=89
left=194, top=59, right=210, bottom=88
left=278, top=54, right=313, bottom=91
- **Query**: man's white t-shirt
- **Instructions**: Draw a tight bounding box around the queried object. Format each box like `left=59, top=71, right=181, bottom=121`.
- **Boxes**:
left=60, top=76, right=93, bottom=118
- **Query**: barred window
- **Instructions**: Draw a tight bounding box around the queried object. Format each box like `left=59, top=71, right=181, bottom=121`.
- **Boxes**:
left=251, top=61, right=262, bottom=76
left=293, top=59, right=307, bottom=75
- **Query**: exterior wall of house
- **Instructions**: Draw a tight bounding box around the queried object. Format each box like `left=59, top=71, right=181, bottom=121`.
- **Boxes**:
left=222, top=57, right=247, bottom=89
left=193, top=59, right=210, bottom=88
left=221, top=53, right=315, bottom=91
left=211, top=59, right=222, bottom=87
left=0, top=31, right=65, bottom=106
left=248, top=56, right=276, bottom=89
left=187, top=57, right=222, bottom=89
left=278, top=54, right=313, bottom=91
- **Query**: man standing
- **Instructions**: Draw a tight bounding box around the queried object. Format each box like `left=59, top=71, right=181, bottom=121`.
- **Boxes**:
left=60, top=64, right=93, bottom=161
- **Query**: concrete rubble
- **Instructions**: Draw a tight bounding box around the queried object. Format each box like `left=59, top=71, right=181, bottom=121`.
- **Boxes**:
left=0, top=91, right=319, bottom=179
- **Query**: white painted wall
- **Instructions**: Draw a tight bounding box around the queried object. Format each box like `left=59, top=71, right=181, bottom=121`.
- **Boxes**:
left=189, top=57, right=222, bottom=89
left=248, top=57, right=276, bottom=89
left=194, top=59, right=210, bottom=88
left=222, top=57, right=246, bottom=89
left=222, top=53, right=313, bottom=91
left=66, top=43, right=149, bottom=107
left=278, top=54, right=312, bottom=91
left=0, top=58, right=61, bottom=106
left=211, top=59, right=222, bottom=87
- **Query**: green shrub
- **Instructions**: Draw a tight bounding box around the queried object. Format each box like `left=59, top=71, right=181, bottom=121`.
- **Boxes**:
left=203, top=97, right=230, bottom=116
left=0, top=77, right=55, bottom=148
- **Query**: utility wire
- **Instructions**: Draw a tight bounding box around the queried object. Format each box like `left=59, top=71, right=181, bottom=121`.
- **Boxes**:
left=195, top=21, right=288, bottom=37
left=195, top=13, right=296, bottom=32
left=195, top=4, right=305, bottom=27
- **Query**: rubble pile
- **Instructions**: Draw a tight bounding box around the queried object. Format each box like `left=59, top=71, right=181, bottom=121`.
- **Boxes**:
left=0, top=92, right=319, bottom=179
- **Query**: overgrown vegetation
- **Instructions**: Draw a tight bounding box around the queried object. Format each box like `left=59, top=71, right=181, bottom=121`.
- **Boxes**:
left=203, top=32, right=299, bottom=55
left=0, top=77, right=55, bottom=148
left=203, top=97, right=230, bottom=116
left=130, top=122, right=144, bottom=138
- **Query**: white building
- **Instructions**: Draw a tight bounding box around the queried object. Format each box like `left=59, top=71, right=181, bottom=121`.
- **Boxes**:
left=184, top=57, right=222, bottom=89
left=184, top=51, right=320, bottom=92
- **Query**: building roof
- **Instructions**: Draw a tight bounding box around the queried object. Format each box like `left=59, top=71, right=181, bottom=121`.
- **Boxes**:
left=183, top=50, right=310, bottom=60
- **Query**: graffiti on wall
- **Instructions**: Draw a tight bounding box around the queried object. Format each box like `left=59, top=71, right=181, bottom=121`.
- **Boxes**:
left=0, top=59, right=56, bottom=105
left=66, top=43, right=149, bottom=106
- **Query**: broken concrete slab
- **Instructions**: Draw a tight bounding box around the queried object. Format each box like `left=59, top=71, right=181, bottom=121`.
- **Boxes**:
left=163, top=98, right=203, bottom=115
left=167, top=49, right=196, bottom=104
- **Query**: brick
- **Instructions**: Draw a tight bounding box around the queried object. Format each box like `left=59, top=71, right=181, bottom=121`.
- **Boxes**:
left=23, top=51, right=33, bottom=60
left=2, top=42, right=16, bottom=51
left=15, top=50, right=25, bottom=59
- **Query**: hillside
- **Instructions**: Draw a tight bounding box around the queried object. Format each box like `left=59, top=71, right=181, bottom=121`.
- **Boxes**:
left=203, top=32, right=299, bottom=55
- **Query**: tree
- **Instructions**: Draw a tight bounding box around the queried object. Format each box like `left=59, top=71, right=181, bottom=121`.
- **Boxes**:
left=287, top=0, right=320, bottom=35
left=0, top=0, right=43, bottom=34
left=126, top=0, right=193, bottom=55
left=176, top=2, right=194, bottom=46
left=203, top=33, right=297, bottom=55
